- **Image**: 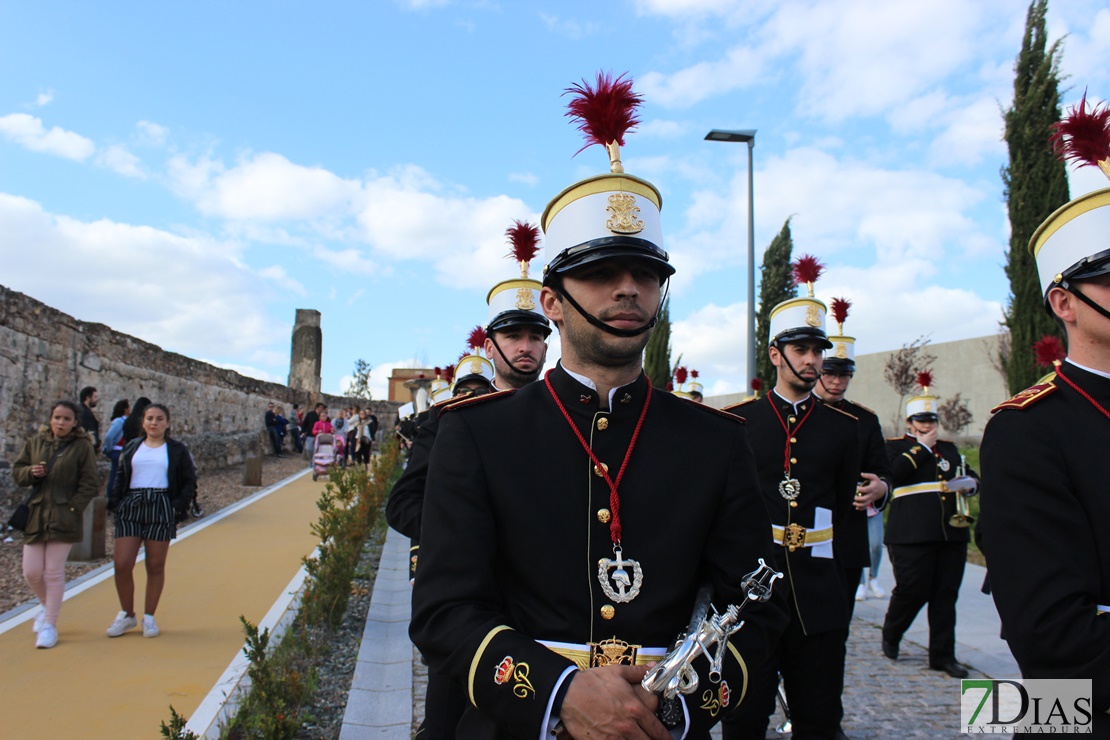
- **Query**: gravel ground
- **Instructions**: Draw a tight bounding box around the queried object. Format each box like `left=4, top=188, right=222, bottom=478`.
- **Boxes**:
left=296, top=524, right=385, bottom=739
left=0, top=453, right=310, bottom=616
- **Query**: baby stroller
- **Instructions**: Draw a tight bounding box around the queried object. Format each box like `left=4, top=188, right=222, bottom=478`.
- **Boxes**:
left=312, top=433, right=345, bottom=481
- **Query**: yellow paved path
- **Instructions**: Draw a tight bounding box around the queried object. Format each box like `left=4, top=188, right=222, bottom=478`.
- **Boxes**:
left=0, top=469, right=326, bottom=738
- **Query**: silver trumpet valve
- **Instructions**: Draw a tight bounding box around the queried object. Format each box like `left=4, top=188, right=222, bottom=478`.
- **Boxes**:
left=642, top=559, right=782, bottom=699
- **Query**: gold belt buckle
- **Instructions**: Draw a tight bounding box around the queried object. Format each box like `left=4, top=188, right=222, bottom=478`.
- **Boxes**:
left=783, top=523, right=807, bottom=551
left=588, top=637, right=640, bottom=667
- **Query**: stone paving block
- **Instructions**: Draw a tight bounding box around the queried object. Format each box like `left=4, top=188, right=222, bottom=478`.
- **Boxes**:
left=351, top=661, right=411, bottom=692
left=342, top=687, right=411, bottom=728
left=339, top=724, right=408, bottom=739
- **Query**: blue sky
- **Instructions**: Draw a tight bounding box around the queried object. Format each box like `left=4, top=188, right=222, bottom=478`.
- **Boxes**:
left=2, top=0, right=1108, bottom=399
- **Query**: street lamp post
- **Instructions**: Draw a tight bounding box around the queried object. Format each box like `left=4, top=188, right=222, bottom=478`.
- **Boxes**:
left=705, top=129, right=757, bottom=393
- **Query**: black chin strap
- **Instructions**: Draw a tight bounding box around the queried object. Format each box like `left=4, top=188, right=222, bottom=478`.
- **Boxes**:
left=556, top=280, right=670, bottom=338
left=487, top=333, right=540, bottom=381
left=776, top=344, right=816, bottom=386
left=1064, top=281, right=1110, bottom=323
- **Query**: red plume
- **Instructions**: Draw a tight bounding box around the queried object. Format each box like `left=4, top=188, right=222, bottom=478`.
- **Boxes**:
left=1050, top=90, right=1110, bottom=173
left=674, top=366, right=688, bottom=385
left=1033, top=335, right=1067, bottom=368
left=666, top=381, right=674, bottom=391
left=793, top=254, right=825, bottom=286
left=506, top=220, right=541, bottom=264
left=468, top=326, right=487, bottom=351
left=690, top=369, right=699, bottom=380
left=916, top=371, right=934, bottom=391
left=444, top=364, right=455, bottom=384
left=434, top=366, right=442, bottom=378
left=830, top=297, right=851, bottom=327
left=750, top=378, right=763, bottom=391
left=564, top=71, right=643, bottom=156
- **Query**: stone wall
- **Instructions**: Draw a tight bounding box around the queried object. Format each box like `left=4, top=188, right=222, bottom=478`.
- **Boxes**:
left=0, top=284, right=398, bottom=512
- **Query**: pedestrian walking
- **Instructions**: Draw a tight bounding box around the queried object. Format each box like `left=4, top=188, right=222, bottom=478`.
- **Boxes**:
left=101, top=399, right=130, bottom=497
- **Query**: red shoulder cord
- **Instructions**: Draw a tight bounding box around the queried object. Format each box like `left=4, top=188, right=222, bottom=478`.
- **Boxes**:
left=544, top=370, right=652, bottom=545
left=1055, top=364, right=1110, bottom=421
left=765, top=393, right=816, bottom=476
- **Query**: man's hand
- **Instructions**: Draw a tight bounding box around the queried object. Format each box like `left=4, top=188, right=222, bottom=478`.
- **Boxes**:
left=853, top=472, right=888, bottom=510
left=916, top=426, right=939, bottom=450
left=559, top=665, right=670, bottom=740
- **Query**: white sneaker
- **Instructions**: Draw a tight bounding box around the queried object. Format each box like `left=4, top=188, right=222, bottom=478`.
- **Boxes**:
left=32, top=610, right=45, bottom=634
left=142, top=614, right=160, bottom=638
left=106, top=611, right=137, bottom=637
left=868, top=578, right=886, bottom=599
left=35, top=624, right=58, bottom=649
left=855, top=583, right=867, bottom=601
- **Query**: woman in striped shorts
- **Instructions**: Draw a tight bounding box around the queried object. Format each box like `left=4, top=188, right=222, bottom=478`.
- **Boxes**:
left=106, top=403, right=197, bottom=638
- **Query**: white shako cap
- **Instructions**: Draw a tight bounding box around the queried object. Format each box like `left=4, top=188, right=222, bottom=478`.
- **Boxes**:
left=824, top=297, right=856, bottom=370
left=768, top=255, right=832, bottom=349
left=905, top=371, right=939, bottom=420
left=1032, top=92, right=1110, bottom=295
left=487, top=221, right=550, bottom=335
left=541, top=71, right=673, bottom=284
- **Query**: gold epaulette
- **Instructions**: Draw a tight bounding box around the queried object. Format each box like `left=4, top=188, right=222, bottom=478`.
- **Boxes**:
left=437, top=388, right=515, bottom=416
left=823, top=403, right=858, bottom=421
left=847, top=399, right=877, bottom=416
left=680, top=397, right=746, bottom=424
left=991, top=376, right=1057, bottom=414
left=721, top=396, right=759, bottom=413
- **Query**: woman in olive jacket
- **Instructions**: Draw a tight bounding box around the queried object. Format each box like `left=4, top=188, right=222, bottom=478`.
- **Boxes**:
left=12, top=400, right=100, bottom=648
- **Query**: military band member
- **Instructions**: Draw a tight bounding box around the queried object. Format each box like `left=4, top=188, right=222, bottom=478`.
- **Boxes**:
left=880, top=372, right=977, bottom=679
left=722, top=258, right=861, bottom=740
left=980, top=95, right=1110, bottom=735
left=813, top=298, right=891, bottom=606
left=410, top=72, right=786, bottom=739
left=687, top=369, right=705, bottom=403
left=386, top=230, right=550, bottom=738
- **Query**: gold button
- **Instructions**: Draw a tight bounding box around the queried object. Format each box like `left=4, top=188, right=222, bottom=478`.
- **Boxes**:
left=788, top=416, right=797, bottom=424
left=596, top=417, right=609, bottom=431
left=600, top=605, right=615, bottom=620
left=789, top=501, right=798, bottom=508
left=788, top=545, right=796, bottom=552
left=594, top=462, right=609, bottom=477
left=597, top=508, right=611, bottom=523
left=790, top=437, right=797, bottom=443
left=941, top=495, right=947, bottom=501
left=790, top=457, right=797, bottom=464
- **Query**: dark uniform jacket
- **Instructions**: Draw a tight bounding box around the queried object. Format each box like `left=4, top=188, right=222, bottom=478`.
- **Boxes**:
left=725, top=392, right=860, bottom=636
left=386, top=405, right=439, bottom=579
left=410, top=365, right=787, bottom=738
left=816, top=396, right=892, bottom=570
left=980, top=363, right=1110, bottom=719
left=884, top=436, right=975, bottom=545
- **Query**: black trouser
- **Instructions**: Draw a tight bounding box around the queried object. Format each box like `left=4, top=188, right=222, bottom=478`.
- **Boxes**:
left=417, top=666, right=468, bottom=739
left=883, top=541, right=967, bottom=665
left=843, top=566, right=864, bottom=620
left=722, top=613, right=847, bottom=740
left=267, top=426, right=282, bottom=455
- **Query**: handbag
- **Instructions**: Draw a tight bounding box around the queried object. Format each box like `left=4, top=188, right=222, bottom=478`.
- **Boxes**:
left=7, top=440, right=75, bottom=532
left=7, top=502, right=30, bottom=531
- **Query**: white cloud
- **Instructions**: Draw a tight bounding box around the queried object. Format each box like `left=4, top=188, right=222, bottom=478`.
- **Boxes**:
left=361, top=358, right=421, bottom=401
left=508, top=171, right=538, bottom=186
left=135, top=120, right=168, bottom=147
left=539, top=13, right=600, bottom=39
left=96, top=144, right=145, bottom=178
left=637, top=119, right=689, bottom=139
left=0, top=192, right=287, bottom=364
left=34, top=91, right=54, bottom=107
left=258, top=265, right=307, bottom=296
left=171, top=151, right=363, bottom=221
left=639, top=44, right=767, bottom=108
left=205, top=361, right=284, bottom=384
left=0, top=113, right=95, bottom=160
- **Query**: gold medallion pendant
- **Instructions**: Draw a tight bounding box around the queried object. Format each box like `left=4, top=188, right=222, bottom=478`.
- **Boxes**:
left=598, top=547, right=643, bottom=603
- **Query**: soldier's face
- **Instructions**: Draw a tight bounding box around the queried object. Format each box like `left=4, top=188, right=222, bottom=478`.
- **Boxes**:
left=819, top=370, right=852, bottom=399
left=541, top=258, right=662, bottom=368
left=485, top=328, right=548, bottom=387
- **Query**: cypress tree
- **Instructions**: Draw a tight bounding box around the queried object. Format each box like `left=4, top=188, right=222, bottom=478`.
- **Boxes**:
left=1001, top=0, right=1069, bottom=394
left=644, top=299, right=671, bottom=388
left=755, top=218, right=798, bottom=391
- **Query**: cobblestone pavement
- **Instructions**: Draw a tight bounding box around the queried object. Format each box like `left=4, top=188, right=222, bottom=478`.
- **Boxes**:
left=411, top=614, right=971, bottom=738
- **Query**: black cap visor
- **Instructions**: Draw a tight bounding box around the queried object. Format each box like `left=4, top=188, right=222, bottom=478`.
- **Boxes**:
left=543, top=236, right=674, bottom=286
left=487, top=311, right=552, bottom=337
left=772, top=328, right=834, bottom=350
